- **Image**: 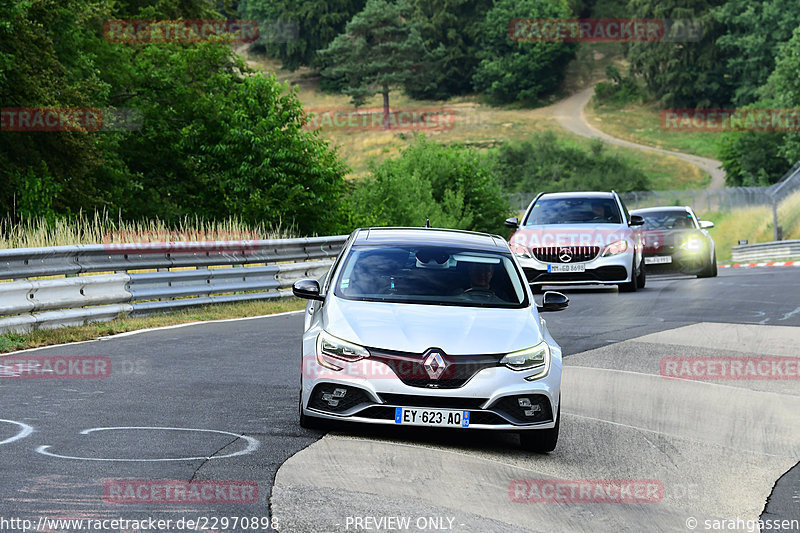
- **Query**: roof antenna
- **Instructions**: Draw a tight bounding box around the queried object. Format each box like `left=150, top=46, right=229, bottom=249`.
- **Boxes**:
left=425, top=218, right=431, bottom=228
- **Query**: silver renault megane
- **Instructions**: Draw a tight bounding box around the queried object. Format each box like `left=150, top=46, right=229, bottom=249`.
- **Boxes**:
left=292, top=227, right=568, bottom=452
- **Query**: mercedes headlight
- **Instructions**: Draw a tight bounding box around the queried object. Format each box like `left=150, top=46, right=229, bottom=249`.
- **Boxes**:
left=680, top=236, right=704, bottom=253
left=315, top=331, right=370, bottom=371
left=500, top=341, right=550, bottom=380
left=601, top=239, right=628, bottom=257
left=511, top=245, right=532, bottom=259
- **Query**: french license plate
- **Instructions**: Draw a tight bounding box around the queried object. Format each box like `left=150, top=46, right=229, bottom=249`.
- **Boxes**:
left=645, top=256, right=672, bottom=265
left=547, top=263, right=586, bottom=273
left=394, top=407, right=470, bottom=428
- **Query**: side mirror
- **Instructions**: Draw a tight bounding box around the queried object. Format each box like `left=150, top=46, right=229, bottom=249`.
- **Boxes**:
left=505, top=217, right=519, bottom=229
left=630, top=215, right=645, bottom=226
left=699, top=220, right=714, bottom=229
left=537, top=291, right=569, bottom=312
left=292, top=279, right=325, bottom=301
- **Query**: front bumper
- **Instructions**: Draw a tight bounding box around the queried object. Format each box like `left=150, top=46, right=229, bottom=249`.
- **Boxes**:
left=516, top=253, right=633, bottom=286
left=643, top=251, right=708, bottom=275
left=300, top=356, right=561, bottom=431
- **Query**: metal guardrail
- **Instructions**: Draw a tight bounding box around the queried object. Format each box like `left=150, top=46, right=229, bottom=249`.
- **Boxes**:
left=0, top=236, right=347, bottom=334
left=731, top=240, right=800, bottom=263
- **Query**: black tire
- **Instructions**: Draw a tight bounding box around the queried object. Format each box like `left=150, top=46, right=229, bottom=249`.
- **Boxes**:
left=698, top=250, right=718, bottom=278
left=299, top=398, right=327, bottom=430
left=298, top=374, right=327, bottom=430
left=519, top=401, right=560, bottom=453
left=636, top=258, right=646, bottom=288
left=618, top=256, right=639, bottom=292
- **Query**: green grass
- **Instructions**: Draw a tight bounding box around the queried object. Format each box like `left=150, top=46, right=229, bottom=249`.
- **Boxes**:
left=586, top=100, right=722, bottom=160
left=699, top=191, right=800, bottom=261
left=0, top=298, right=307, bottom=353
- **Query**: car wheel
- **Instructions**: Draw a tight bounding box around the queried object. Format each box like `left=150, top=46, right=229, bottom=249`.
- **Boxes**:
left=618, top=256, right=639, bottom=292
left=698, top=250, right=717, bottom=278
left=519, top=401, right=560, bottom=453
left=298, top=375, right=326, bottom=430
left=299, top=397, right=327, bottom=430
left=636, top=259, right=646, bottom=288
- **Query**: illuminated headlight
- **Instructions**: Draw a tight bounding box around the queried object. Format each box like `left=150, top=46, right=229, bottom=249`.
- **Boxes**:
left=500, top=342, right=550, bottom=380
left=601, top=239, right=628, bottom=257
left=315, top=331, right=370, bottom=371
left=680, top=236, right=704, bottom=253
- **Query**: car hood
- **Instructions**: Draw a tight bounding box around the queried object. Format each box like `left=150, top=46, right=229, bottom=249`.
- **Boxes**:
left=511, top=224, right=632, bottom=250
left=322, top=297, right=543, bottom=355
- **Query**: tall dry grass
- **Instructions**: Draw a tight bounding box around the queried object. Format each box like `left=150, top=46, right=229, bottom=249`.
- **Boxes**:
left=0, top=211, right=292, bottom=249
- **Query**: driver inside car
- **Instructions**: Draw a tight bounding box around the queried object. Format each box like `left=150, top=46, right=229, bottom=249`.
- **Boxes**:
left=462, top=262, right=510, bottom=300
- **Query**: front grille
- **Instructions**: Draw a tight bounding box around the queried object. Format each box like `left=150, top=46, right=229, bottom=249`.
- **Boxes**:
left=532, top=246, right=599, bottom=263
left=378, top=394, right=486, bottom=410
left=308, top=384, right=374, bottom=413
left=368, top=347, right=502, bottom=389
left=489, top=394, right=553, bottom=424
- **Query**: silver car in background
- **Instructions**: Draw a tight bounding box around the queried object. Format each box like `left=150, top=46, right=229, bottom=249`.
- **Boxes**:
left=506, top=191, right=647, bottom=292
left=292, top=227, right=569, bottom=452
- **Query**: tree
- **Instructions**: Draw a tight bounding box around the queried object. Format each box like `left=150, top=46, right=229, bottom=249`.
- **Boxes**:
left=720, top=23, right=800, bottom=185
left=1, top=0, right=350, bottom=234
left=626, top=0, right=728, bottom=108
left=713, top=0, right=800, bottom=106
left=348, top=137, right=510, bottom=234
left=0, top=0, right=115, bottom=217
left=761, top=24, right=800, bottom=164
left=472, top=0, right=576, bottom=105
left=317, top=0, right=431, bottom=129
left=402, top=0, right=493, bottom=100
left=237, top=0, right=366, bottom=70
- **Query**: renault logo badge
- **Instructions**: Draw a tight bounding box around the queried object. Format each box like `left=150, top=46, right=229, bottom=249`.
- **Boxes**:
left=423, top=350, right=447, bottom=379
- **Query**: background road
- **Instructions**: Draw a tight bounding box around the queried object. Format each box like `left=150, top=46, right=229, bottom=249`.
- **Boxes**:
left=1, top=268, right=798, bottom=532
left=540, top=85, right=727, bottom=189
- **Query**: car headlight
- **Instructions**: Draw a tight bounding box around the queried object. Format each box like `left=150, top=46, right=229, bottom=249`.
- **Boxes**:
left=680, top=236, right=704, bottom=253
left=511, top=245, right=532, bottom=259
left=601, top=239, right=628, bottom=257
left=315, top=331, right=370, bottom=371
left=500, top=341, right=550, bottom=380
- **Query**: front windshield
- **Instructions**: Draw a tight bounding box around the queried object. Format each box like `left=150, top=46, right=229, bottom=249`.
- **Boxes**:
left=524, top=197, right=622, bottom=225
left=639, top=211, right=697, bottom=230
left=334, top=245, right=528, bottom=308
